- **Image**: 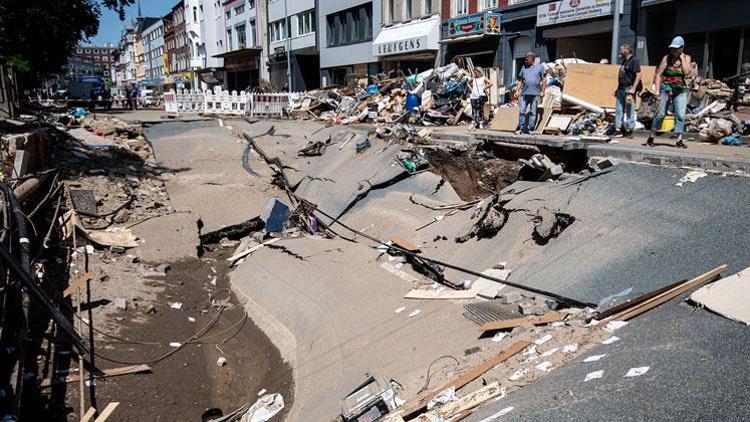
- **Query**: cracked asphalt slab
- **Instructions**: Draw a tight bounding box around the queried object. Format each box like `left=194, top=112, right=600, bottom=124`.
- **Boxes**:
left=143, top=117, right=749, bottom=421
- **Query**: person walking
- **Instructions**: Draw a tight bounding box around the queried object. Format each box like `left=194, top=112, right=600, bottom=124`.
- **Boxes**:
left=516, top=52, right=546, bottom=134
left=130, top=85, right=139, bottom=110
left=468, top=67, right=492, bottom=129
left=647, top=36, right=692, bottom=148
left=614, top=44, right=642, bottom=138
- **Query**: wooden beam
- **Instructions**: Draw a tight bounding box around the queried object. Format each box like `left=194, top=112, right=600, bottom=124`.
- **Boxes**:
left=596, top=278, right=687, bottom=321
left=478, top=311, right=567, bottom=332
left=415, top=382, right=502, bottom=421
left=81, top=407, right=97, bottom=422
left=606, top=265, right=727, bottom=322
left=94, top=402, right=120, bottom=422
left=63, top=271, right=93, bottom=298
left=41, top=364, right=151, bottom=388
left=399, top=341, right=531, bottom=419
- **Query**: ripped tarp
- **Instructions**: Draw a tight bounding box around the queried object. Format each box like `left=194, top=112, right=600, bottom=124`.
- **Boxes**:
left=690, top=266, right=750, bottom=325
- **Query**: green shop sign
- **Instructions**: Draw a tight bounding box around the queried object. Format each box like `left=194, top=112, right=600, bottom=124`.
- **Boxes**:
left=446, top=12, right=502, bottom=38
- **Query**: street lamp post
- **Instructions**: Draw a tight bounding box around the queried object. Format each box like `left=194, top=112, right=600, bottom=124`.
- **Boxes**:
left=610, top=0, right=622, bottom=64
left=284, top=0, right=292, bottom=92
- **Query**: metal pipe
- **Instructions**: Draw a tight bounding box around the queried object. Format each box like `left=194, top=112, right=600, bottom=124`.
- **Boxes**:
left=610, top=0, right=622, bottom=64
left=284, top=0, right=292, bottom=92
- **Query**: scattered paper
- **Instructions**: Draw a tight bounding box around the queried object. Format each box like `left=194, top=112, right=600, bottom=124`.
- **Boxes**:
left=583, top=354, right=606, bottom=363
left=563, top=343, right=579, bottom=353
left=408, top=309, right=420, bottom=317
left=584, top=370, right=604, bottom=382
left=478, top=406, right=514, bottom=421
left=187, top=316, right=196, bottom=322
left=523, top=345, right=538, bottom=356
left=676, top=170, right=707, bottom=187
left=257, top=389, right=267, bottom=396
left=394, top=306, right=406, bottom=314
left=169, top=342, right=181, bottom=347
left=605, top=321, right=629, bottom=332
left=535, top=361, right=554, bottom=372
left=169, top=302, right=183, bottom=310
left=491, top=332, right=507, bottom=343
left=624, top=366, right=650, bottom=377
left=540, top=347, right=559, bottom=358
left=534, top=334, right=553, bottom=345
left=427, top=388, right=457, bottom=410
left=550, top=321, right=565, bottom=328
left=601, top=336, right=620, bottom=345
left=216, top=357, right=227, bottom=367
left=509, top=368, right=528, bottom=381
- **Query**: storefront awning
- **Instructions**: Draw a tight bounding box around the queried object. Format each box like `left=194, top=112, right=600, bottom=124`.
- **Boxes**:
left=641, top=0, right=673, bottom=6
left=213, top=48, right=262, bottom=59
left=373, top=15, right=440, bottom=57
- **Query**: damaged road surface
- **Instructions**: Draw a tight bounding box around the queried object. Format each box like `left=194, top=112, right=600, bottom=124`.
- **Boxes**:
left=14, top=113, right=747, bottom=421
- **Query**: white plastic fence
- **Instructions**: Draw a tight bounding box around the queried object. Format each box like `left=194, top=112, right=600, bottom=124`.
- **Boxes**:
left=163, top=88, right=301, bottom=117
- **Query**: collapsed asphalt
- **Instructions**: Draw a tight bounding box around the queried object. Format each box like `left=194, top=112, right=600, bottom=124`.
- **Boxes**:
left=144, top=118, right=749, bottom=421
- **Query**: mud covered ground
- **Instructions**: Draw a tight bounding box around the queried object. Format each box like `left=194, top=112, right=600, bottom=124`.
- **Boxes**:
left=46, top=247, right=292, bottom=421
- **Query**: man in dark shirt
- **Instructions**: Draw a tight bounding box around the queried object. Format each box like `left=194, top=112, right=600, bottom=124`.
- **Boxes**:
left=615, top=44, right=641, bottom=137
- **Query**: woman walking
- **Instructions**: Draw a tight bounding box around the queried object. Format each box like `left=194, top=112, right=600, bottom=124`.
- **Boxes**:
left=468, top=67, right=492, bottom=129
left=647, top=36, right=692, bottom=148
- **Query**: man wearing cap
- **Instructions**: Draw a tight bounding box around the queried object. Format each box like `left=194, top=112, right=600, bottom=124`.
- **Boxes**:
left=647, top=36, right=692, bottom=148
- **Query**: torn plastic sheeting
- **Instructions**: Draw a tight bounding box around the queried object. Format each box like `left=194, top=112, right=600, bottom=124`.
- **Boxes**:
left=240, top=394, right=285, bottom=422
left=426, top=387, right=457, bottom=410
left=597, top=287, right=633, bottom=312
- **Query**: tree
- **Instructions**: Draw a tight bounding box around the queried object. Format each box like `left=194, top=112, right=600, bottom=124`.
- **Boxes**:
left=0, top=0, right=133, bottom=77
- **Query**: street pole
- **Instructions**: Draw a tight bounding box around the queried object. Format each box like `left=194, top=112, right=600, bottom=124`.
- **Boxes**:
left=284, top=0, right=292, bottom=92
left=610, top=0, right=621, bottom=64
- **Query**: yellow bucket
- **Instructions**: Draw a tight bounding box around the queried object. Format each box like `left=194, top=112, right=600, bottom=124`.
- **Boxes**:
left=660, top=115, right=675, bottom=132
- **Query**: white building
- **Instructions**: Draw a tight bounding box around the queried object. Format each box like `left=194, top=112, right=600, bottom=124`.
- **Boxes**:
left=216, top=0, right=263, bottom=91
left=140, top=18, right=165, bottom=87
left=265, top=0, right=319, bottom=91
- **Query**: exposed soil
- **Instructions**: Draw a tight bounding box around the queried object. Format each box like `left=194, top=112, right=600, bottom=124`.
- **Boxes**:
left=46, top=248, right=293, bottom=421
left=426, top=148, right=523, bottom=201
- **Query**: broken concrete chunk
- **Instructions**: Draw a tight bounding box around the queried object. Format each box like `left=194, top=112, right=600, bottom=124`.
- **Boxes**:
left=499, top=291, right=523, bottom=304
left=519, top=301, right=549, bottom=316
left=114, top=297, right=127, bottom=310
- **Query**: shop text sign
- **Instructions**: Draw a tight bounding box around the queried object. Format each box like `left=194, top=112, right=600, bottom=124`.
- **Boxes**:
left=375, top=36, right=428, bottom=56
left=537, top=0, right=614, bottom=27
left=447, top=12, right=502, bottom=38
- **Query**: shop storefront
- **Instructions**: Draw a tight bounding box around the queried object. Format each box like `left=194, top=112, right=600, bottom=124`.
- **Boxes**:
left=440, top=11, right=503, bottom=69
left=638, top=0, right=750, bottom=80
left=373, top=15, right=441, bottom=74
left=535, top=0, right=619, bottom=63
left=215, top=48, right=261, bottom=92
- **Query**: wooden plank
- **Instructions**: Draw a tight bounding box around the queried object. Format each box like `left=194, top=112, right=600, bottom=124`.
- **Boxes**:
left=534, top=95, right=555, bottom=134
left=81, top=407, right=97, bottom=422
left=405, top=285, right=479, bottom=300
left=41, top=364, right=151, bottom=388
left=416, top=382, right=501, bottom=421
left=478, top=311, right=567, bottom=332
left=488, top=107, right=520, bottom=132
left=563, top=63, right=657, bottom=109
left=390, top=235, right=420, bottom=252
left=226, top=237, right=281, bottom=262
left=607, top=265, right=727, bottom=322
left=63, top=271, right=93, bottom=298
left=94, top=402, right=120, bottom=422
left=399, top=341, right=531, bottom=419
left=596, top=278, right=687, bottom=321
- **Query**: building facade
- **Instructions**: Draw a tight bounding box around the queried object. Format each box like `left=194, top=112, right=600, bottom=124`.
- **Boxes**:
left=375, top=0, right=441, bottom=74
left=216, top=0, right=263, bottom=91
left=266, top=0, right=319, bottom=91
left=636, top=0, right=750, bottom=80
left=164, top=1, right=192, bottom=88
left=439, top=0, right=503, bottom=78
left=141, top=19, right=166, bottom=88
left=73, top=44, right=117, bottom=77
left=319, top=0, right=382, bottom=86
left=185, top=0, right=206, bottom=89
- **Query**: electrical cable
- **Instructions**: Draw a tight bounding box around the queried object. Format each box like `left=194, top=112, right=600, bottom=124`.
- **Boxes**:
left=417, top=355, right=460, bottom=394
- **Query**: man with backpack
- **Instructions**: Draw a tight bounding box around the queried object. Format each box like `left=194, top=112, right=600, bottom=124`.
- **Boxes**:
left=614, top=44, right=642, bottom=138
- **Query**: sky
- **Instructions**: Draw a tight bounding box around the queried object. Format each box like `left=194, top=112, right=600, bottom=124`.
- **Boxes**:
left=87, top=0, right=177, bottom=45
